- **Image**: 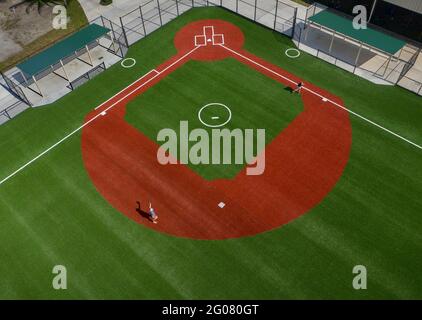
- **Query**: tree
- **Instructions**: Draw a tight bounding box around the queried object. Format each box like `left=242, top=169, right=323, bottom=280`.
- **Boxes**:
left=9, top=0, right=68, bottom=14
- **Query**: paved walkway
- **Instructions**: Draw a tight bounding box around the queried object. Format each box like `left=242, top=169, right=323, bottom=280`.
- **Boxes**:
left=78, top=0, right=149, bottom=24
left=78, top=0, right=308, bottom=24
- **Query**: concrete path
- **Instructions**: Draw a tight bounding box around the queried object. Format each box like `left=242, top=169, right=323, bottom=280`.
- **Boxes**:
left=78, top=0, right=308, bottom=24
left=78, top=0, right=149, bottom=24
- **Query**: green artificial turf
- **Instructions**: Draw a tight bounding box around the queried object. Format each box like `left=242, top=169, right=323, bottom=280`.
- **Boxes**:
left=0, top=7, right=421, bottom=299
left=125, top=58, right=303, bottom=180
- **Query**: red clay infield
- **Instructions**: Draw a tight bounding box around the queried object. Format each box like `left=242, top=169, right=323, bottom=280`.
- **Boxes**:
left=81, top=20, right=352, bottom=240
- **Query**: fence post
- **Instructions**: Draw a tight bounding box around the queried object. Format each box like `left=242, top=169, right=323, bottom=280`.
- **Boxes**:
left=157, top=0, right=163, bottom=26
left=1, top=71, right=31, bottom=106
left=354, top=43, right=363, bottom=67
left=119, top=16, right=130, bottom=47
left=304, top=5, right=310, bottom=29
left=220, top=0, right=222, bottom=6
left=291, top=7, right=297, bottom=38
left=139, top=5, right=147, bottom=36
left=297, top=26, right=302, bottom=49
left=19, top=82, right=31, bottom=106
left=0, top=72, right=11, bottom=93
left=175, top=0, right=180, bottom=16
left=109, top=19, right=119, bottom=56
left=236, top=0, right=238, bottom=13
left=192, top=0, right=194, bottom=8
left=273, top=0, right=279, bottom=30
left=254, top=0, right=257, bottom=21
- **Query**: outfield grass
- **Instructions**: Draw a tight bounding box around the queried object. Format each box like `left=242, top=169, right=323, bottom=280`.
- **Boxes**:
left=125, top=58, right=303, bottom=180
left=0, top=7, right=421, bottom=299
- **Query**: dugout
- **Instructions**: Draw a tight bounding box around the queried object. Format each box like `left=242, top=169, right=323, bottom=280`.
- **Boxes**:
left=298, top=3, right=420, bottom=86
left=14, top=23, right=120, bottom=103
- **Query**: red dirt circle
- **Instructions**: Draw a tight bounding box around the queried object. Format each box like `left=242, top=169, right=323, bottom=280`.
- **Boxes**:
left=81, top=20, right=352, bottom=240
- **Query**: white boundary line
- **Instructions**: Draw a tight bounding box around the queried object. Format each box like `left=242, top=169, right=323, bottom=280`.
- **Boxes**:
left=0, top=46, right=200, bottom=187
left=194, top=35, right=206, bottom=47
left=203, top=26, right=215, bottom=36
left=213, top=34, right=225, bottom=46
left=220, top=44, right=422, bottom=151
left=94, top=69, right=159, bottom=110
left=203, top=26, right=215, bottom=44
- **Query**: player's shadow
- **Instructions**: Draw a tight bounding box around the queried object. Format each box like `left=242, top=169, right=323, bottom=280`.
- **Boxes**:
left=135, top=201, right=152, bottom=222
left=284, top=86, right=293, bottom=93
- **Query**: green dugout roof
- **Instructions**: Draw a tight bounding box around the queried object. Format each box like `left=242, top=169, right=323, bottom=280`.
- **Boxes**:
left=308, top=10, right=406, bottom=55
left=17, top=24, right=110, bottom=78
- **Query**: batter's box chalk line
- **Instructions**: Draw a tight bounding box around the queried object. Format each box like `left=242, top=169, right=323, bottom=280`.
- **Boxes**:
left=194, top=25, right=225, bottom=47
left=194, top=35, right=206, bottom=47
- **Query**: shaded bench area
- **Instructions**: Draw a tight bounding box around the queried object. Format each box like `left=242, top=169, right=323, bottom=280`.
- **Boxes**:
left=296, top=3, right=421, bottom=89
left=2, top=19, right=125, bottom=108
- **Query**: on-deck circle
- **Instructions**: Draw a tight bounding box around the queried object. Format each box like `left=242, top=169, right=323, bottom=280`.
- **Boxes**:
left=285, top=48, right=301, bottom=59
left=121, top=58, right=137, bottom=68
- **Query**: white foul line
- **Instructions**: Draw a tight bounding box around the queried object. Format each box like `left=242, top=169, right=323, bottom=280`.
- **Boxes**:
left=220, top=44, right=422, bottom=151
left=94, top=69, right=159, bottom=110
left=0, top=46, right=200, bottom=186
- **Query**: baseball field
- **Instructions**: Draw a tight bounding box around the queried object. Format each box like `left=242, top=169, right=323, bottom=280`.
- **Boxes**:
left=0, top=7, right=421, bottom=299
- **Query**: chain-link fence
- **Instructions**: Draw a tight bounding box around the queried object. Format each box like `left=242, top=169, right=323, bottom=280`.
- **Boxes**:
left=120, top=0, right=297, bottom=46
left=0, top=71, right=31, bottom=125
left=295, top=3, right=422, bottom=96
left=94, top=16, right=129, bottom=58
left=0, top=72, right=31, bottom=106
left=0, top=100, right=31, bottom=125
left=68, top=62, right=106, bottom=91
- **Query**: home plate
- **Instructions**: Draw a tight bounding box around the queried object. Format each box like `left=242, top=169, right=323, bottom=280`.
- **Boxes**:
left=218, top=202, right=226, bottom=209
left=207, top=39, right=212, bottom=42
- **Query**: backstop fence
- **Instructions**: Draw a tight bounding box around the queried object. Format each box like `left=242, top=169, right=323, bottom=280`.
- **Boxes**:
left=120, top=0, right=298, bottom=46
left=93, top=16, right=129, bottom=58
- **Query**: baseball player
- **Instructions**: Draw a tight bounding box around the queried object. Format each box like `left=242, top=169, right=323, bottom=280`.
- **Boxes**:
left=149, top=202, right=158, bottom=224
left=293, top=81, right=303, bottom=94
